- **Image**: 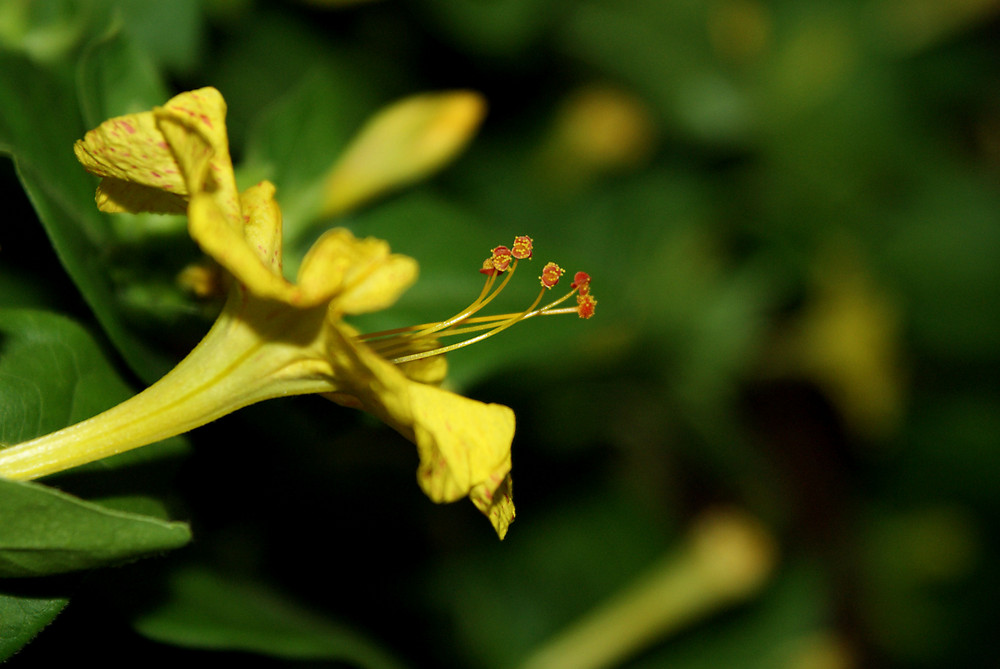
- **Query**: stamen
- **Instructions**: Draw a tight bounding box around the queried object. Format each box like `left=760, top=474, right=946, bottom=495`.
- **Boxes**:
left=491, top=245, right=513, bottom=273
left=358, top=236, right=594, bottom=364
left=540, top=262, right=564, bottom=288
left=512, top=235, right=533, bottom=260
left=480, top=258, right=499, bottom=276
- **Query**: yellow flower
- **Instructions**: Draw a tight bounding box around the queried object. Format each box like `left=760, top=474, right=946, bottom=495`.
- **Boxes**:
left=0, top=88, right=595, bottom=539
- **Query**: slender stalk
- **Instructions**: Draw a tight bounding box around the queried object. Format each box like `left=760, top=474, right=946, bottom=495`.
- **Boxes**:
left=517, top=510, right=776, bottom=669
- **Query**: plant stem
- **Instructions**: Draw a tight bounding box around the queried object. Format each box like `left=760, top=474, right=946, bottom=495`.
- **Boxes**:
left=517, top=509, right=776, bottom=669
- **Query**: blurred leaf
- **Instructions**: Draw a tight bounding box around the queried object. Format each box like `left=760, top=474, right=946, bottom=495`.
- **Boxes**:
left=76, top=20, right=168, bottom=128
left=418, top=0, right=564, bottom=56
left=0, top=51, right=176, bottom=382
left=0, top=0, right=89, bottom=63
left=882, top=168, right=1000, bottom=364
left=240, top=68, right=367, bottom=239
left=206, top=6, right=384, bottom=150
left=110, top=0, right=203, bottom=73
left=0, top=478, right=190, bottom=578
left=558, top=0, right=749, bottom=144
left=424, top=489, right=671, bottom=669
left=132, top=564, right=406, bottom=669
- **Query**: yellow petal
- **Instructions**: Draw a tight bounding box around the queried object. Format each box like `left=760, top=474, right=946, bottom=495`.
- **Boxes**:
left=297, top=229, right=418, bottom=312
left=92, top=177, right=188, bottom=214
left=188, top=191, right=294, bottom=304
left=336, top=251, right=418, bottom=315
left=73, top=109, right=189, bottom=213
left=325, top=324, right=515, bottom=538
left=73, top=87, right=239, bottom=216
left=239, top=181, right=284, bottom=273
left=408, top=381, right=514, bottom=504
left=320, top=91, right=486, bottom=217
left=397, top=353, right=448, bottom=385
left=154, top=88, right=240, bottom=217
left=470, top=473, right=515, bottom=541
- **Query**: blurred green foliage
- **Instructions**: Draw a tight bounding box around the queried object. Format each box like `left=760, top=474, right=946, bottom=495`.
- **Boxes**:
left=1, top=0, right=998, bottom=667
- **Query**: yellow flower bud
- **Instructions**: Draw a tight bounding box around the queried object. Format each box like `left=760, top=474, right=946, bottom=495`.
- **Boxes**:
left=320, top=91, right=486, bottom=217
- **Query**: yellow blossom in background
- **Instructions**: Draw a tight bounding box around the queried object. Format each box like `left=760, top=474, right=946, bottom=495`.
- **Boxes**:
left=766, top=243, right=905, bottom=440
left=533, top=84, right=657, bottom=195
left=319, top=90, right=486, bottom=218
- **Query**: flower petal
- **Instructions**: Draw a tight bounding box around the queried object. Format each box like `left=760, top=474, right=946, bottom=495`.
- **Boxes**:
left=239, top=181, right=284, bottom=273
left=91, top=177, right=188, bottom=214
left=297, top=229, right=418, bottom=312
left=153, top=88, right=240, bottom=218
left=73, top=87, right=240, bottom=216
left=470, top=473, right=515, bottom=541
left=188, top=189, right=293, bottom=303
left=324, top=324, right=515, bottom=538
left=409, top=380, right=516, bottom=539
left=73, top=109, right=189, bottom=213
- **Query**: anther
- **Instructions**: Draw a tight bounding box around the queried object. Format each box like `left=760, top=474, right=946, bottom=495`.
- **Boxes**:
left=490, top=245, right=512, bottom=273
left=540, top=262, right=564, bottom=288
left=512, top=235, right=533, bottom=260
left=480, top=258, right=499, bottom=276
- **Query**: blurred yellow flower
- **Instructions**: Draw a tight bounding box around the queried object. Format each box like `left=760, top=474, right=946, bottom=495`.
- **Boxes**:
left=320, top=90, right=486, bottom=218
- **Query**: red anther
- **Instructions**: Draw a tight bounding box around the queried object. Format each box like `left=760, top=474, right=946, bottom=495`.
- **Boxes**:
left=491, top=245, right=512, bottom=273
left=540, top=262, right=564, bottom=288
left=576, top=293, right=597, bottom=319
left=512, top=235, right=533, bottom=260
left=571, top=271, right=591, bottom=295
left=479, top=257, right=499, bottom=276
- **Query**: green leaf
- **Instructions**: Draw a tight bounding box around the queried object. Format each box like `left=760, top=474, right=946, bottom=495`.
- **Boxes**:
left=0, top=478, right=190, bottom=578
left=0, top=308, right=191, bottom=570
left=0, top=586, right=69, bottom=662
left=0, top=50, right=176, bottom=383
left=0, top=308, right=158, bottom=440
left=133, top=565, right=406, bottom=669
left=0, top=305, right=189, bottom=655
left=419, top=0, right=563, bottom=56
left=110, top=0, right=203, bottom=73
left=76, top=19, right=169, bottom=129
left=240, top=68, right=369, bottom=241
